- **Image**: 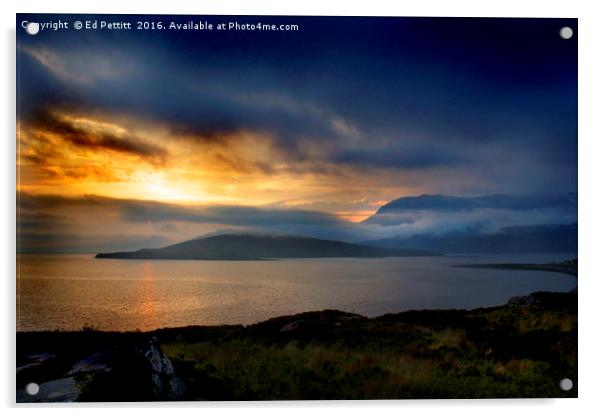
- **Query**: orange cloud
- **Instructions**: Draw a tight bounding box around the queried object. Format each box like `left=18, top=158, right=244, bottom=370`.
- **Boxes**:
left=17, top=109, right=424, bottom=217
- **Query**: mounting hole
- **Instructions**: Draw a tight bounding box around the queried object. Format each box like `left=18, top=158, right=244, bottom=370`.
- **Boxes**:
left=25, top=22, right=40, bottom=36
left=559, top=378, right=573, bottom=391
left=25, top=382, right=39, bottom=396
left=559, top=26, right=573, bottom=40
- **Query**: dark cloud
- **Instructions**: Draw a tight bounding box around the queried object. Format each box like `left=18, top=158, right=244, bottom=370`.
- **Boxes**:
left=212, top=152, right=276, bottom=175
left=18, top=190, right=579, bottom=253
left=18, top=232, right=170, bottom=254
left=361, top=193, right=578, bottom=237
left=333, top=148, right=467, bottom=170
left=18, top=193, right=111, bottom=210
left=18, top=192, right=345, bottom=228
left=119, top=199, right=347, bottom=228
left=17, top=212, right=70, bottom=232
left=16, top=15, right=577, bottom=192
left=26, top=110, right=167, bottom=163
left=17, top=193, right=358, bottom=253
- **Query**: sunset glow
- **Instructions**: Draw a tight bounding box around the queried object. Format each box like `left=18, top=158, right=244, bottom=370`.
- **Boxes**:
left=17, top=16, right=577, bottom=253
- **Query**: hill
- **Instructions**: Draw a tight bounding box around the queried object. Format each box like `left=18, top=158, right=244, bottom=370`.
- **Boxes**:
left=96, top=234, right=441, bottom=260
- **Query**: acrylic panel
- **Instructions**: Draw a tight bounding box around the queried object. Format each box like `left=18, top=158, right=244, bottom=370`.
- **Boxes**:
left=16, top=14, right=577, bottom=402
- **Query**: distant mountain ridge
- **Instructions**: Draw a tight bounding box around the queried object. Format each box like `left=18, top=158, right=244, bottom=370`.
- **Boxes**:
left=374, top=193, right=576, bottom=213
left=363, top=223, right=577, bottom=254
left=364, top=193, right=576, bottom=225
left=96, top=234, right=441, bottom=260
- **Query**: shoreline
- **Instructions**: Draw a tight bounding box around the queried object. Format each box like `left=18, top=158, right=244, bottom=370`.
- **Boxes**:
left=453, top=260, right=578, bottom=278
left=453, top=261, right=578, bottom=293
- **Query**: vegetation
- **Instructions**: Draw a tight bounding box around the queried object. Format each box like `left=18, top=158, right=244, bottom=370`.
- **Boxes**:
left=17, top=291, right=576, bottom=400
left=161, top=292, right=577, bottom=399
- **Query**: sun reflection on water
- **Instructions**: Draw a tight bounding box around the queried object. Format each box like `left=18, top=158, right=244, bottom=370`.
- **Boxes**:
left=136, top=262, right=159, bottom=330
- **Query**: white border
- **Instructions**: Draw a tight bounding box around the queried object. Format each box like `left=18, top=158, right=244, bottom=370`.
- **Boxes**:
left=3, top=1, right=602, bottom=415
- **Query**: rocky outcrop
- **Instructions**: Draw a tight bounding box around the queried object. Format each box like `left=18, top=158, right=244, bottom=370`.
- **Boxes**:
left=144, top=337, right=184, bottom=399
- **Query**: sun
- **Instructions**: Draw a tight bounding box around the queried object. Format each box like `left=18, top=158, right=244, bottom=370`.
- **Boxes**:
left=141, top=173, right=199, bottom=202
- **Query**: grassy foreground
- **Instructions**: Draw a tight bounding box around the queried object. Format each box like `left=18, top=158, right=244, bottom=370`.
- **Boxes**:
left=17, top=291, right=577, bottom=401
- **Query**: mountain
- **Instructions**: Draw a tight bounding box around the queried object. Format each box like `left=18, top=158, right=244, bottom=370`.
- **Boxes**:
left=373, top=193, right=575, bottom=214
left=363, top=223, right=577, bottom=254
left=96, top=234, right=441, bottom=260
left=364, top=193, right=576, bottom=225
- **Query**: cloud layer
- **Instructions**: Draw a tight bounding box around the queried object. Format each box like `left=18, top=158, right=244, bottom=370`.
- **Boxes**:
left=18, top=191, right=577, bottom=253
left=16, top=15, right=578, bottom=251
left=18, top=16, right=577, bottom=200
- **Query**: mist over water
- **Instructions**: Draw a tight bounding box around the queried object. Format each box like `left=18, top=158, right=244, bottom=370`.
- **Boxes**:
left=17, top=254, right=576, bottom=332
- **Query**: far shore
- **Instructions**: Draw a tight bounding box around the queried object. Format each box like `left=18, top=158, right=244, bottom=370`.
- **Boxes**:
left=453, top=260, right=577, bottom=278
left=453, top=259, right=577, bottom=294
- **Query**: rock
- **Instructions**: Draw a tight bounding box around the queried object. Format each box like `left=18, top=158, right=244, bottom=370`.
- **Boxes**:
left=68, top=352, right=109, bottom=376
left=17, top=353, right=56, bottom=374
left=145, top=337, right=174, bottom=376
left=280, top=320, right=304, bottom=332
left=143, top=337, right=184, bottom=399
left=507, top=294, right=536, bottom=306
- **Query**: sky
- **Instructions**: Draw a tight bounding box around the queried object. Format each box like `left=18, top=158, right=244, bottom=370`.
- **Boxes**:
left=16, top=15, right=577, bottom=252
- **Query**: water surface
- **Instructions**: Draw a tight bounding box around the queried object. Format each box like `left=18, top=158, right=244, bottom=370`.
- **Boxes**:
left=17, top=254, right=576, bottom=331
